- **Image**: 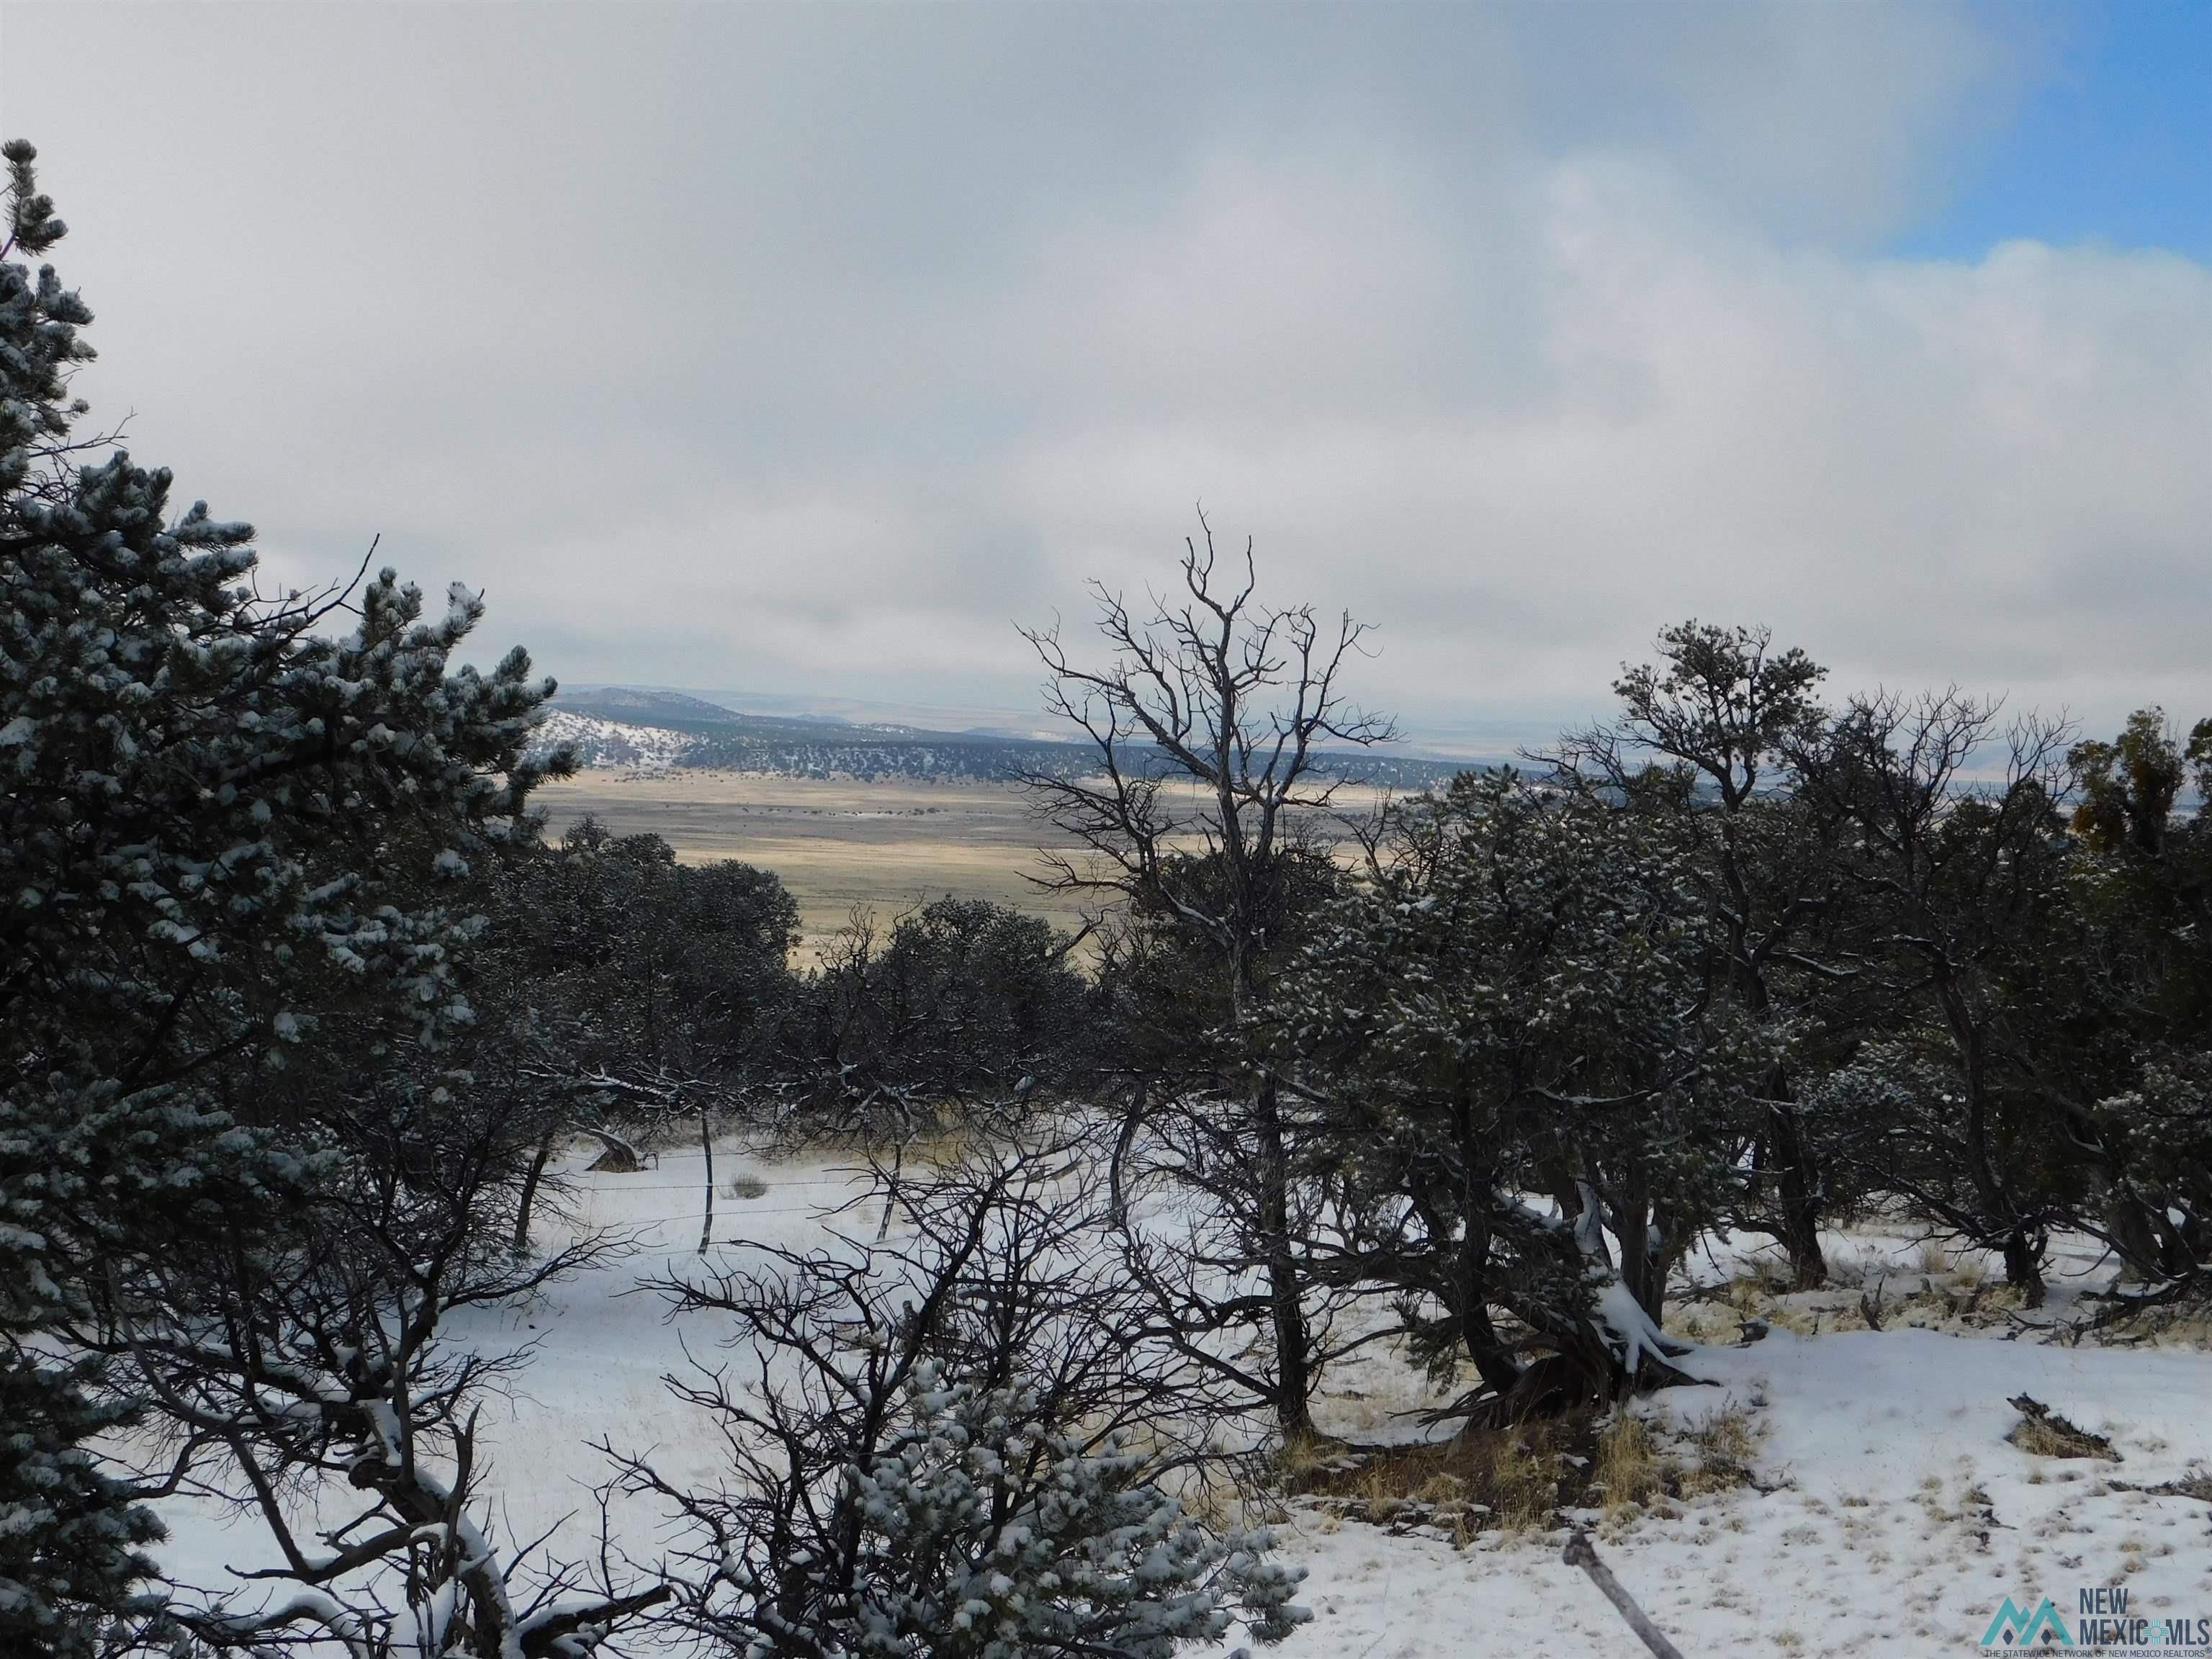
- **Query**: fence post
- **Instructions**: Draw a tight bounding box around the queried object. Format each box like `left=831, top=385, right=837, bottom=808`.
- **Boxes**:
left=697, top=1102, right=714, bottom=1256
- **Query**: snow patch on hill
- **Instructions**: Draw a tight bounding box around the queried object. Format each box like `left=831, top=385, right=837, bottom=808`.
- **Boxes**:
left=531, top=708, right=694, bottom=770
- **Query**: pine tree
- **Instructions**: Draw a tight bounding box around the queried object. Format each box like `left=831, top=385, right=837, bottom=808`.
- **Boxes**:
left=0, top=1354, right=166, bottom=1659
left=0, top=139, right=566, bottom=1648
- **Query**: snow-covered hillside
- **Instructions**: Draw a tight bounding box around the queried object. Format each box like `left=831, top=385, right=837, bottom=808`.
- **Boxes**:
left=531, top=708, right=696, bottom=770
left=150, top=1142, right=2212, bottom=1658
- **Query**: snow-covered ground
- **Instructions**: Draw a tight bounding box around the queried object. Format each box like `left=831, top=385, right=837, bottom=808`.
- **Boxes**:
left=153, top=1140, right=2212, bottom=1658
left=1246, top=1329, right=2212, bottom=1657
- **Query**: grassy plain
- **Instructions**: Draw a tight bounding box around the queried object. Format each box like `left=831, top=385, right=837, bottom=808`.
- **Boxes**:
left=536, top=767, right=1396, bottom=961
left=534, top=769, right=1097, bottom=958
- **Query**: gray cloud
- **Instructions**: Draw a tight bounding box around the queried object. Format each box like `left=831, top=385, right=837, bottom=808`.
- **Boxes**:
left=3, top=2, right=2200, bottom=747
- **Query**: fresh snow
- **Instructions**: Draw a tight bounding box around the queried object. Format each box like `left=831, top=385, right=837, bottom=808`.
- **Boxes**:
left=148, top=1141, right=2212, bottom=1658
left=1226, top=1329, right=2212, bottom=1658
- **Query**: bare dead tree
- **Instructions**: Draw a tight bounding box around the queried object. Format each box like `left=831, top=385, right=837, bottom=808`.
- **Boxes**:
left=1018, top=518, right=1397, bottom=1439
left=78, top=1096, right=667, bottom=1657
left=608, top=1115, right=1304, bottom=1658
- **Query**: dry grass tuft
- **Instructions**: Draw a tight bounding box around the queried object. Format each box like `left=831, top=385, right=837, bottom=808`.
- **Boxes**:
left=1730, top=1256, right=1797, bottom=1306
left=1593, top=1413, right=1669, bottom=1519
left=1487, top=1423, right=1572, bottom=1534
left=1293, top=1395, right=1769, bottom=1544
left=2006, top=1395, right=2120, bottom=1462
left=2084, top=1302, right=2212, bottom=1350
left=1678, top=1403, right=1766, bottom=1497
left=1287, top=1416, right=1588, bottom=1545
left=723, top=1173, right=769, bottom=1200
left=1269, top=1431, right=1352, bottom=1499
left=1661, top=1302, right=1737, bottom=1345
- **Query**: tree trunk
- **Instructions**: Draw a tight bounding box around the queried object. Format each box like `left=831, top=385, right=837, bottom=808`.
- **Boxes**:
left=1452, top=1205, right=1524, bottom=1395
left=1615, top=1172, right=1670, bottom=1325
left=1253, top=1071, right=1312, bottom=1439
left=2001, top=1227, right=2046, bottom=1308
left=1457, top=1285, right=1524, bottom=1396
left=511, top=1123, right=560, bottom=1256
left=1949, top=995, right=2039, bottom=1302
left=2103, top=1192, right=2167, bottom=1283
left=1743, top=945, right=1824, bottom=1290
left=1767, top=1092, right=1827, bottom=1291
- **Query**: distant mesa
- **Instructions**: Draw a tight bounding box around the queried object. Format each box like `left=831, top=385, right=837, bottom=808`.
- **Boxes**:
left=534, top=686, right=1469, bottom=788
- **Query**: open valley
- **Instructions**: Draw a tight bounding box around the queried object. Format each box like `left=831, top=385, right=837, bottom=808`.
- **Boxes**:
left=535, top=769, right=1097, bottom=954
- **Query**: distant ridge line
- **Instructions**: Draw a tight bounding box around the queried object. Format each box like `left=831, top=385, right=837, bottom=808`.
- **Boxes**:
left=535, top=687, right=1480, bottom=788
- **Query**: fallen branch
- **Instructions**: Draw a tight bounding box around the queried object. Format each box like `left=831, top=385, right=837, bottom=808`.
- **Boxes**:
left=1563, top=1527, right=1687, bottom=1659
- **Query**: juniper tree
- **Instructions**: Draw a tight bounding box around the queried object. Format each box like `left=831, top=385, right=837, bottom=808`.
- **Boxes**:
left=1275, top=770, right=1741, bottom=1418
left=1794, top=692, right=2077, bottom=1303
left=482, top=821, right=800, bottom=1248
left=2034, top=711, right=2212, bottom=1298
left=1556, top=622, right=1843, bottom=1288
left=774, top=897, right=1092, bottom=1135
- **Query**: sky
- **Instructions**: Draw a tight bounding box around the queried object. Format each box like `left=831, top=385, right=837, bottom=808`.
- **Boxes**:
left=1, top=1, right=2206, bottom=752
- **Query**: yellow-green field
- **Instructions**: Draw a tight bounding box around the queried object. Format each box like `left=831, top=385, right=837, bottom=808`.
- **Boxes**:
left=534, top=770, right=1097, bottom=958
left=535, top=768, right=1395, bottom=961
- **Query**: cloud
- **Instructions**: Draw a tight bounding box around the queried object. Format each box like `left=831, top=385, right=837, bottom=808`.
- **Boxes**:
left=4, top=4, right=2202, bottom=744
left=988, top=147, right=2208, bottom=732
